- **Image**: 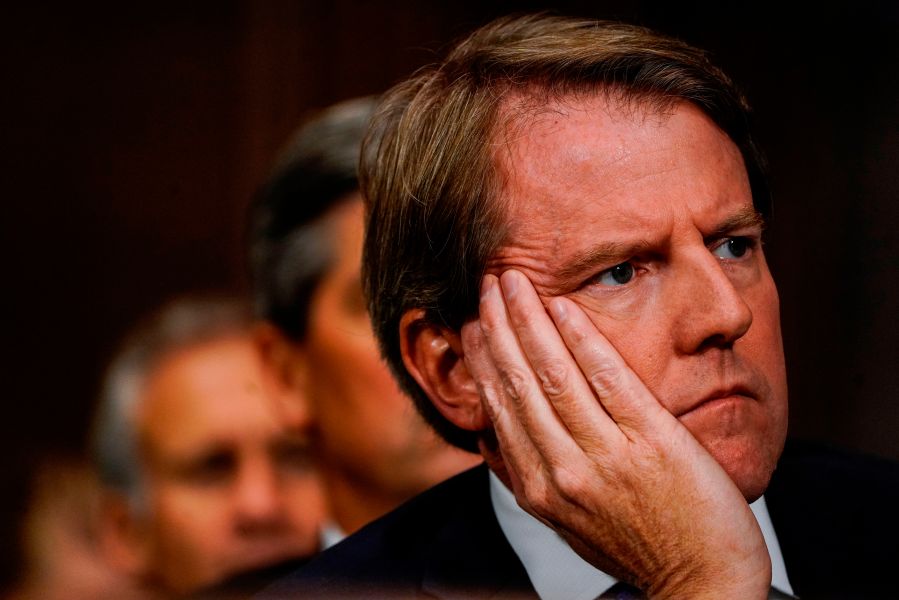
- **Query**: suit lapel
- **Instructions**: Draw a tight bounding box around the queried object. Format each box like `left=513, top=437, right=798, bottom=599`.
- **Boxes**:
left=420, top=465, right=536, bottom=599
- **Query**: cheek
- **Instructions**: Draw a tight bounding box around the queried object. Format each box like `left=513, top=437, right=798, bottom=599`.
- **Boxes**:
left=309, top=327, right=398, bottom=403
left=308, top=327, right=417, bottom=444
left=282, top=478, right=326, bottom=548
left=746, top=285, right=789, bottom=417
left=153, top=488, right=229, bottom=547
left=575, top=294, right=670, bottom=391
left=744, top=276, right=786, bottom=368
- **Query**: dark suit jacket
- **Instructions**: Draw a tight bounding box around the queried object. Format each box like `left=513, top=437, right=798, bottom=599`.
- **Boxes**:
left=257, top=440, right=899, bottom=599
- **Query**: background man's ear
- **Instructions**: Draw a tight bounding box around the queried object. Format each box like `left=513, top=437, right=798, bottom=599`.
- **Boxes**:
left=252, top=321, right=312, bottom=431
left=400, top=309, right=489, bottom=431
left=95, top=492, right=151, bottom=578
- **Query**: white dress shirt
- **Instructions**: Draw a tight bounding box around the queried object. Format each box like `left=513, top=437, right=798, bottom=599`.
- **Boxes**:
left=489, top=471, right=794, bottom=599
left=318, top=520, right=346, bottom=550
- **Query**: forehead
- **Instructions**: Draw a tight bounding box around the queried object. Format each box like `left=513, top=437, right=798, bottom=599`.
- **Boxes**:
left=488, top=94, right=752, bottom=288
left=138, top=336, right=283, bottom=457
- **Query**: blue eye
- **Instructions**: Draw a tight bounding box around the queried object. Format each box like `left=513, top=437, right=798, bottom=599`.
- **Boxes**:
left=713, top=237, right=752, bottom=259
left=597, top=262, right=635, bottom=286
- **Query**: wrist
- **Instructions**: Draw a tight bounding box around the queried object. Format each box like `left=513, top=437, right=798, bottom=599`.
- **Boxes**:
left=645, top=553, right=771, bottom=600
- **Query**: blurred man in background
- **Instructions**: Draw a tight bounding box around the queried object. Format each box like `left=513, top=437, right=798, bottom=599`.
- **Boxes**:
left=92, top=297, right=324, bottom=596
left=249, top=97, right=481, bottom=544
left=9, top=459, right=148, bottom=600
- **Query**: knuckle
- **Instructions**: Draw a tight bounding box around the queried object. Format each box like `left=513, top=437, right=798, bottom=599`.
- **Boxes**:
left=537, top=360, right=570, bottom=398
left=521, top=479, right=551, bottom=515
left=516, top=308, right=542, bottom=330
left=566, top=323, right=589, bottom=346
left=462, top=328, right=484, bottom=353
left=549, top=463, right=588, bottom=503
left=476, top=382, right=501, bottom=420
left=500, top=368, right=530, bottom=405
left=478, top=309, right=503, bottom=335
left=478, top=318, right=495, bottom=336
left=588, top=358, right=625, bottom=396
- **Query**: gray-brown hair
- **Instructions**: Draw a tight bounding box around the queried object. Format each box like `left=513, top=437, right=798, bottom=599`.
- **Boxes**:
left=361, top=13, right=770, bottom=451
left=249, top=97, right=377, bottom=341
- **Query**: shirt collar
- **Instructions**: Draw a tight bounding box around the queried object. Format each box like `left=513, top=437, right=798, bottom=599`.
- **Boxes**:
left=319, top=520, right=346, bottom=550
left=489, top=471, right=793, bottom=599
left=751, top=495, right=794, bottom=595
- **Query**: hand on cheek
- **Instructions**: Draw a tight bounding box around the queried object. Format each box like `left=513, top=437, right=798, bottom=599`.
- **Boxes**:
left=460, top=270, right=771, bottom=599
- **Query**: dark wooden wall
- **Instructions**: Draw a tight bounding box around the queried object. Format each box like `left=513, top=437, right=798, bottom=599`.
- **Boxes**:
left=4, top=0, right=897, bottom=582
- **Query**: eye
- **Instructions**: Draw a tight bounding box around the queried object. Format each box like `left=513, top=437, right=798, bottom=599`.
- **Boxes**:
left=273, top=440, right=314, bottom=474
left=180, top=451, right=236, bottom=485
left=712, top=237, right=753, bottom=260
left=596, top=262, right=635, bottom=286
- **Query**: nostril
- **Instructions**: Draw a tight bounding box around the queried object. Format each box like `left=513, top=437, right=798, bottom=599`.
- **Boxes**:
left=697, top=333, right=736, bottom=352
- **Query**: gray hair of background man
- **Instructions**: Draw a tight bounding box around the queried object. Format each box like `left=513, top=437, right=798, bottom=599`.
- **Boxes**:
left=91, top=296, right=252, bottom=507
left=360, top=13, right=772, bottom=452
left=248, top=97, right=377, bottom=340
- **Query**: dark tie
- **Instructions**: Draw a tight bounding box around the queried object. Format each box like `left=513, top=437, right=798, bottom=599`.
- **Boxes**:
left=597, top=582, right=644, bottom=599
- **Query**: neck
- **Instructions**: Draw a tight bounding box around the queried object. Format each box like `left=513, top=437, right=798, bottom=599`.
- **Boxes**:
left=320, top=469, right=411, bottom=535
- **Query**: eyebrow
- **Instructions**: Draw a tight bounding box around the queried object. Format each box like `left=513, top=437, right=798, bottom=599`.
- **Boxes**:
left=703, top=206, right=765, bottom=242
left=553, top=238, right=653, bottom=284
left=547, top=205, right=765, bottom=295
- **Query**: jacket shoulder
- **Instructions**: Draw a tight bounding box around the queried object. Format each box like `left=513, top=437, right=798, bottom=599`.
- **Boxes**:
left=766, top=439, right=899, bottom=598
left=255, top=463, right=531, bottom=599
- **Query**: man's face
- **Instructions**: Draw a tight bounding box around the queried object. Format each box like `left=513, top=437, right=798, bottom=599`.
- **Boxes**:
left=135, top=335, right=323, bottom=593
left=486, top=95, right=788, bottom=499
left=302, top=199, right=478, bottom=509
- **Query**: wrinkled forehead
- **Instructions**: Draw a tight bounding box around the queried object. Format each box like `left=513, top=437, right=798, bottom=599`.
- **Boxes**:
left=492, top=86, right=681, bottom=159
left=482, top=91, right=753, bottom=292
left=494, top=90, right=702, bottom=196
left=489, top=88, right=688, bottom=215
left=137, top=338, right=287, bottom=453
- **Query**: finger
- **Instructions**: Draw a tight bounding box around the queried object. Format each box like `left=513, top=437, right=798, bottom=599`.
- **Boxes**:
left=547, top=295, right=671, bottom=434
left=477, top=274, right=583, bottom=462
left=463, top=314, right=584, bottom=525
left=498, top=269, right=622, bottom=446
left=460, top=318, right=545, bottom=488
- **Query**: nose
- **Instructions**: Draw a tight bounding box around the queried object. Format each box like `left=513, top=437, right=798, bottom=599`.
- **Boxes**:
left=233, top=461, right=287, bottom=534
left=671, top=249, right=753, bottom=355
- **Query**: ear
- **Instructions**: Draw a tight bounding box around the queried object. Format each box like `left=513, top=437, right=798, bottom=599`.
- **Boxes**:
left=252, top=321, right=312, bottom=431
left=95, top=491, right=151, bottom=578
left=400, top=309, right=489, bottom=431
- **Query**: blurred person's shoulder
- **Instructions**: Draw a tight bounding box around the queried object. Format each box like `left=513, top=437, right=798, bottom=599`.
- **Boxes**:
left=254, top=462, right=536, bottom=599
left=189, top=557, right=312, bottom=600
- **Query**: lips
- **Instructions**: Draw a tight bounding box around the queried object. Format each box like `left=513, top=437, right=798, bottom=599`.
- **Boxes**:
left=222, top=539, right=310, bottom=574
left=674, top=384, right=758, bottom=418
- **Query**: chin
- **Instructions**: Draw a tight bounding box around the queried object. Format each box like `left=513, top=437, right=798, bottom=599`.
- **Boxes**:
left=700, top=433, right=784, bottom=502
left=679, top=396, right=788, bottom=501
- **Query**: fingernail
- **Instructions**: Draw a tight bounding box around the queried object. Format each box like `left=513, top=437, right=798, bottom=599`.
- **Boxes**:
left=500, top=271, right=519, bottom=299
left=549, top=298, right=568, bottom=323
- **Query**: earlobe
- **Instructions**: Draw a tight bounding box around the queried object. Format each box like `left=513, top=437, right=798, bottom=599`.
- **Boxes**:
left=400, top=309, right=489, bottom=431
left=252, top=321, right=312, bottom=430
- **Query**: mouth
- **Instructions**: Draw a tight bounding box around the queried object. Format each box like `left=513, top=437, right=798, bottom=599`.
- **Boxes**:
left=224, top=541, right=310, bottom=575
left=675, top=385, right=757, bottom=418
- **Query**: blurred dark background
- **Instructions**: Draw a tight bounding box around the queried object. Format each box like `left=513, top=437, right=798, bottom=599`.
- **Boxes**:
left=3, top=0, right=897, bottom=586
